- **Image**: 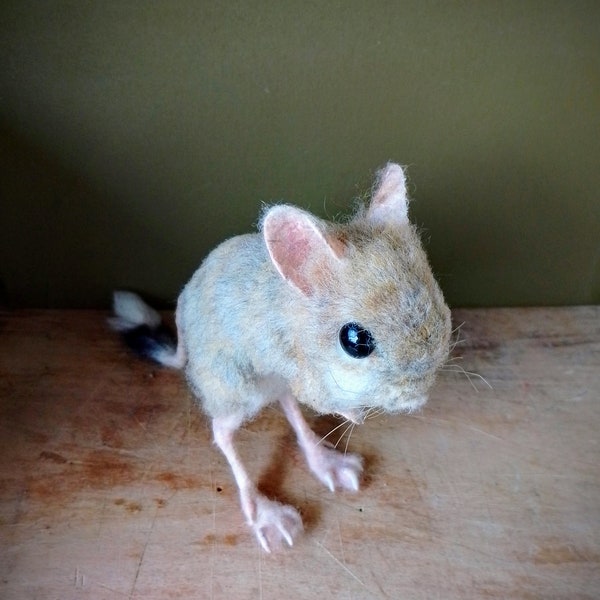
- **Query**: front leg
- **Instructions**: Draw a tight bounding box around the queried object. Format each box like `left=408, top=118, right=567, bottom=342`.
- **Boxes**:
left=279, top=394, right=364, bottom=492
left=212, top=414, right=303, bottom=552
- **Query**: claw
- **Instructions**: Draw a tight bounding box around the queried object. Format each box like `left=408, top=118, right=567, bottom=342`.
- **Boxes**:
left=323, top=473, right=336, bottom=492
left=257, top=530, right=272, bottom=553
left=251, top=497, right=303, bottom=552
left=343, top=468, right=359, bottom=492
left=279, top=524, right=294, bottom=547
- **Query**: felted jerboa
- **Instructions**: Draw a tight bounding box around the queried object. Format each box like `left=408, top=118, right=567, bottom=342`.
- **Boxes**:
left=112, top=163, right=451, bottom=552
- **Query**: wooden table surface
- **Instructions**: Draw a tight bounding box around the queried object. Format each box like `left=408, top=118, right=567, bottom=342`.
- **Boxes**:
left=1, top=307, right=598, bottom=599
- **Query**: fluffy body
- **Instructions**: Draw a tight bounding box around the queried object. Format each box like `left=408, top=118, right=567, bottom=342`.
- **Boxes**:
left=179, top=213, right=449, bottom=420
left=112, top=163, right=451, bottom=551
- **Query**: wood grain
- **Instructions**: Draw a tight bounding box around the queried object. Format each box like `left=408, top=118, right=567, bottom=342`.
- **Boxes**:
left=0, top=307, right=598, bottom=599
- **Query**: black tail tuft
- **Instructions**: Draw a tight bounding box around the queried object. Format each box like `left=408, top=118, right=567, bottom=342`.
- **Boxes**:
left=110, top=290, right=184, bottom=369
left=120, top=323, right=177, bottom=364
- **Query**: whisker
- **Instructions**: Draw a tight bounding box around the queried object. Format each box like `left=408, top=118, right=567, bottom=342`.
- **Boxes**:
left=444, top=355, right=465, bottom=364
left=451, top=321, right=465, bottom=336
left=366, top=407, right=385, bottom=420
left=462, top=369, right=493, bottom=390
left=343, top=422, right=356, bottom=455
left=360, top=406, right=372, bottom=421
left=317, top=418, right=350, bottom=446
left=334, top=420, right=355, bottom=449
left=449, top=337, right=466, bottom=353
left=449, top=321, right=466, bottom=353
left=441, top=364, right=493, bottom=391
left=441, top=365, right=474, bottom=383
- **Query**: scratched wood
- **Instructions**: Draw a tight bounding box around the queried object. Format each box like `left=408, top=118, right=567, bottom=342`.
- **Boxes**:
left=0, top=307, right=598, bottom=599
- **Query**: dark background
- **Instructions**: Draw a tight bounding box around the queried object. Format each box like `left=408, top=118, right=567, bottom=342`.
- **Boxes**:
left=1, top=1, right=598, bottom=308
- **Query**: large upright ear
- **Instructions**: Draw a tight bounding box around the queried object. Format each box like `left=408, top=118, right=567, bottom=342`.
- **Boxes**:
left=262, top=205, right=344, bottom=296
left=367, top=163, right=409, bottom=227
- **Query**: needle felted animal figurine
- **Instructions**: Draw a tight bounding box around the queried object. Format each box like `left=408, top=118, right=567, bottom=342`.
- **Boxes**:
left=111, top=163, right=451, bottom=552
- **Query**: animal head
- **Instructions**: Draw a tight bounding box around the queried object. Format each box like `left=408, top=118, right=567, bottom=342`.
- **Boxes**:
left=262, top=163, right=451, bottom=420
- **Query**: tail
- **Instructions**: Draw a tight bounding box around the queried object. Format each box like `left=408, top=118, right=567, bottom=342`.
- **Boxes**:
left=109, top=291, right=185, bottom=369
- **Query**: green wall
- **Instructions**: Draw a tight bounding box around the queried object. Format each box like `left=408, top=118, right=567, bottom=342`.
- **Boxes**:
left=1, top=1, right=598, bottom=308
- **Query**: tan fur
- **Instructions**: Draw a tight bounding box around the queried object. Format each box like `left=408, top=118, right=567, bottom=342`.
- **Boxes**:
left=116, top=163, right=452, bottom=551
left=176, top=164, right=451, bottom=420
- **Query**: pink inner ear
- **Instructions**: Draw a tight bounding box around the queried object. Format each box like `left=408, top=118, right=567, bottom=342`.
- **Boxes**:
left=274, top=220, right=312, bottom=281
left=368, top=163, right=409, bottom=226
left=263, top=207, right=342, bottom=296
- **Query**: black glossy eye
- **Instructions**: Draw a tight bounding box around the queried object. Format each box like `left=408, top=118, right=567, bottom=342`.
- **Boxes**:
left=339, top=322, right=376, bottom=358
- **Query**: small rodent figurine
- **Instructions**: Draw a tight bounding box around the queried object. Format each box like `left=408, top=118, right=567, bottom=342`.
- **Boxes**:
left=111, top=163, right=451, bottom=552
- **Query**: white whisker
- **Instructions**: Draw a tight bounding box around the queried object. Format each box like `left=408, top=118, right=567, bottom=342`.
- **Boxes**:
left=449, top=321, right=466, bottom=353
left=441, top=364, right=493, bottom=391
left=444, top=355, right=464, bottom=364
left=366, top=407, right=385, bottom=420
left=451, top=321, right=465, bottom=336
left=317, top=419, right=350, bottom=446
left=343, top=422, right=356, bottom=455
left=334, top=420, right=355, bottom=449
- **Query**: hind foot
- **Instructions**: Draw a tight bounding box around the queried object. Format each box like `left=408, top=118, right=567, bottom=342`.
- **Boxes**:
left=250, top=495, right=304, bottom=553
left=305, top=442, right=364, bottom=492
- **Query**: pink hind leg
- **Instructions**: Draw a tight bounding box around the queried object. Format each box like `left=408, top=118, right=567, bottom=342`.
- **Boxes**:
left=212, top=413, right=303, bottom=552
left=279, top=394, right=363, bottom=492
